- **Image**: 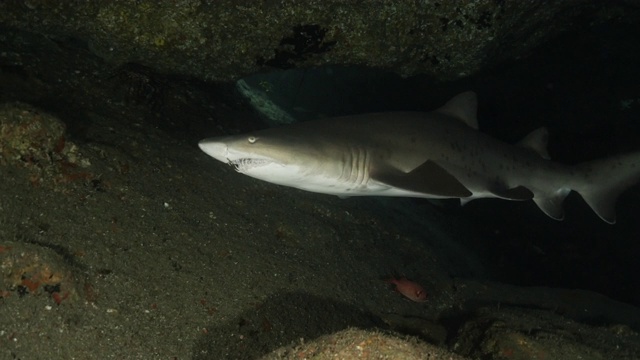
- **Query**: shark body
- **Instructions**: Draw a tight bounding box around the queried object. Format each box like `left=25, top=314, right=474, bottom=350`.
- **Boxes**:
left=199, top=92, right=640, bottom=223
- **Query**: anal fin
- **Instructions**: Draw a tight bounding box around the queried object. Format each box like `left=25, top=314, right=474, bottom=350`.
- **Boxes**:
left=533, top=188, right=571, bottom=221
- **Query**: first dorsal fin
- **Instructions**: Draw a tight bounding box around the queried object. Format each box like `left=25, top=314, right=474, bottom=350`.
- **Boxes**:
left=435, top=91, right=478, bottom=129
left=517, top=127, right=550, bottom=160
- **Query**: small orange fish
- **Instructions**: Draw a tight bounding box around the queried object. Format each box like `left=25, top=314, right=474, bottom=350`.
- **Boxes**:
left=385, top=277, right=428, bottom=302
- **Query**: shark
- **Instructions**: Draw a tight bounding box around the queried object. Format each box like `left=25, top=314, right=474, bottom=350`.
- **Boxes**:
left=199, top=91, right=640, bottom=224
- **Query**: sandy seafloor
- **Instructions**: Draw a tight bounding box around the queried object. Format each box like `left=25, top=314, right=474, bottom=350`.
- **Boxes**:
left=0, top=97, right=492, bottom=359
left=1, top=90, right=640, bottom=360
left=1, top=27, right=640, bottom=359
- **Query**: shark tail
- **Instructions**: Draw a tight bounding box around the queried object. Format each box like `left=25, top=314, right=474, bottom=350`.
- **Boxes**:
left=570, top=152, right=640, bottom=224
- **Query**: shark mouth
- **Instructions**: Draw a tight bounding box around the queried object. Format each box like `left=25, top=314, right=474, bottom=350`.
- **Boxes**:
left=229, top=158, right=270, bottom=172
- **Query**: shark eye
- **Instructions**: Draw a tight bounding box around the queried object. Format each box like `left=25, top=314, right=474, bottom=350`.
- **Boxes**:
left=247, top=136, right=257, bottom=144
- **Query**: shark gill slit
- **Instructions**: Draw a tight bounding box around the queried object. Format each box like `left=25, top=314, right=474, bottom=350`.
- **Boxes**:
left=338, top=148, right=353, bottom=187
left=344, top=146, right=369, bottom=190
left=357, top=147, right=370, bottom=188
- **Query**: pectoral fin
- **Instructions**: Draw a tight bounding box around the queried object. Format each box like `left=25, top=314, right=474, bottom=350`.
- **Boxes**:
left=373, top=161, right=472, bottom=197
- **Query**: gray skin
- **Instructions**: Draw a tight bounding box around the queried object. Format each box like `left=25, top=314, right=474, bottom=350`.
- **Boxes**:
left=199, top=92, right=640, bottom=224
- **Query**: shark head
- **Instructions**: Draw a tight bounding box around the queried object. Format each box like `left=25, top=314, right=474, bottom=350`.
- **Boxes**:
left=198, top=128, right=347, bottom=193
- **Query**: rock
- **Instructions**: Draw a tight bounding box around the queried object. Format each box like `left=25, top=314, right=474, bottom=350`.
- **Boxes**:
left=0, top=102, right=93, bottom=187
left=0, top=102, right=66, bottom=166
left=1, top=1, right=638, bottom=82
left=261, top=328, right=469, bottom=360
left=0, top=241, right=84, bottom=306
left=453, top=307, right=640, bottom=359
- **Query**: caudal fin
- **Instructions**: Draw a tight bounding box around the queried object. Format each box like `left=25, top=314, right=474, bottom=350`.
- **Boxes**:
left=573, top=152, right=640, bottom=224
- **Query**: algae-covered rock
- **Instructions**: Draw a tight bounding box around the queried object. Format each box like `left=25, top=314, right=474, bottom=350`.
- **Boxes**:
left=261, top=328, right=469, bottom=360
left=453, top=307, right=640, bottom=359
left=0, top=102, right=66, bottom=165
left=0, top=102, right=92, bottom=187
left=1, top=1, right=637, bottom=82
left=0, top=241, right=85, bottom=306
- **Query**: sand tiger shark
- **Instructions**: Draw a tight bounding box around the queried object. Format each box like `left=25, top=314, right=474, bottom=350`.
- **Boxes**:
left=199, top=91, right=640, bottom=223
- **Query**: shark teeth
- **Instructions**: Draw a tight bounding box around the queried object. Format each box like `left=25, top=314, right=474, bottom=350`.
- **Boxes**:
left=229, top=158, right=269, bottom=172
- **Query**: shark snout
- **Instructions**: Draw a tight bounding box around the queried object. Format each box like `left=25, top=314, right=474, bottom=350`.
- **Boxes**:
left=198, top=139, right=229, bottom=163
